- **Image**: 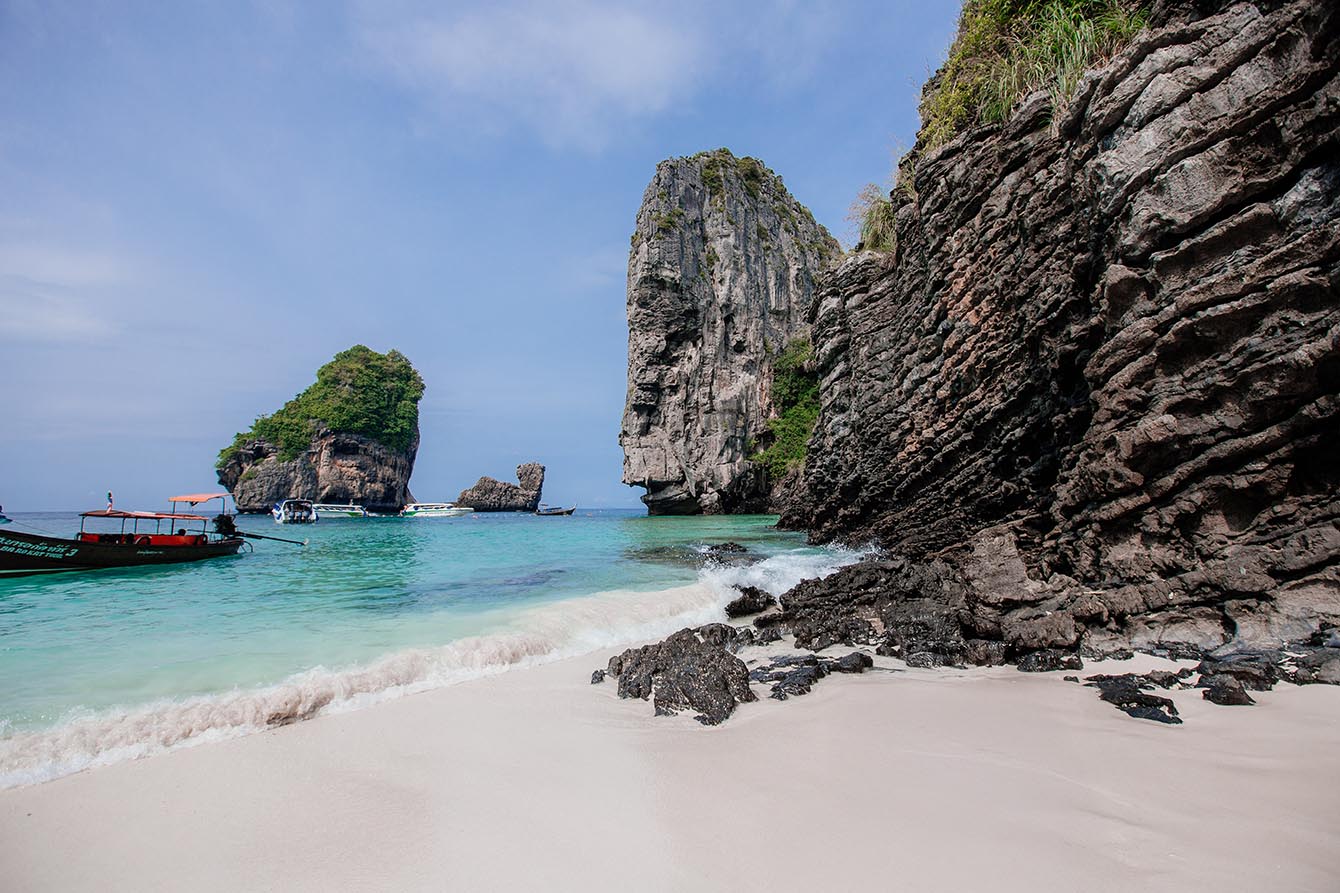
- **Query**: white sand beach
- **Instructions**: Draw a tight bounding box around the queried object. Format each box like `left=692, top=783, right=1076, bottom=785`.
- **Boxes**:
left=2, top=647, right=1338, bottom=892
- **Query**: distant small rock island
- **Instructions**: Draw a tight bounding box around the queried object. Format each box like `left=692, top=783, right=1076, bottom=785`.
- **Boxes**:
left=456, top=463, right=545, bottom=512
left=216, top=345, right=424, bottom=513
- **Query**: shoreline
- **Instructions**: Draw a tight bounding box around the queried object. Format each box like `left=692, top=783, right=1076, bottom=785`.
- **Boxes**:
left=0, top=582, right=721, bottom=789
left=3, top=643, right=1338, bottom=891
left=0, top=542, right=868, bottom=789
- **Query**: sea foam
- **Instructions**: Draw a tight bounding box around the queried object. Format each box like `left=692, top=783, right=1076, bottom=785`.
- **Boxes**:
left=0, top=545, right=865, bottom=788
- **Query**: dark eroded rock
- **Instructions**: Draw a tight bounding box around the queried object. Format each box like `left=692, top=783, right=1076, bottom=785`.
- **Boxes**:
left=1085, top=677, right=1182, bottom=724
left=605, top=627, right=757, bottom=725
left=784, top=0, right=1340, bottom=653
left=1202, top=676, right=1256, bottom=706
left=725, top=585, right=776, bottom=618
left=831, top=652, right=874, bottom=673
left=1016, top=650, right=1084, bottom=673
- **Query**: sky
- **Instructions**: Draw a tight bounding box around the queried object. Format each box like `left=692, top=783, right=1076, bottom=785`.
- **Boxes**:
left=0, top=0, right=960, bottom=512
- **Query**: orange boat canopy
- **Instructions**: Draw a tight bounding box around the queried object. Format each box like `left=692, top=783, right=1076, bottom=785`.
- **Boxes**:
left=81, top=509, right=209, bottom=521
left=169, top=493, right=229, bottom=505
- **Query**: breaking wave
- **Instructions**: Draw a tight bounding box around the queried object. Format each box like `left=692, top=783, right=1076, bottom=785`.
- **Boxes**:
left=0, top=545, right=867, bottom=788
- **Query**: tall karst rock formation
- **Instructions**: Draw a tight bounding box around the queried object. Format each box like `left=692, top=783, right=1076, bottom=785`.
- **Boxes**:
left=784, top=0, right=1339, bottom=653
left=620, top=149, right=839, bottom=514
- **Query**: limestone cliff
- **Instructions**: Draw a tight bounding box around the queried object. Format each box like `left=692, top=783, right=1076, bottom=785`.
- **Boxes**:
left=785, top=0, right=1339, bottom=654
left=620, top=149, right=839, bottom=514
left=217, top=346, right=422, bottom=514
left=456, top=463, right=544, bottom=512
left=218, top=428, right=417, bottom=514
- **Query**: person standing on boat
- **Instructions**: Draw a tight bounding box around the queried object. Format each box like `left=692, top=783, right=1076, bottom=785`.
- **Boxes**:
left=107, top=491, right=114, bottom=511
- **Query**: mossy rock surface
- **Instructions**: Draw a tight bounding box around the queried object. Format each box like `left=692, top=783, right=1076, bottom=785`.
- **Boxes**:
left=218, top=345, right=424, bottom=467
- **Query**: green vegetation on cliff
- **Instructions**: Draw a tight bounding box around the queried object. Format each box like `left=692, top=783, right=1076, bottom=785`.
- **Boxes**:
left=850, top=0, right=1148, bottom=254
left=921, top=0, right=1148, bottom=148
left=217, top=346, right=424, bottom=467
left=752, top=336, right=820, bottom=478
left=850, top=184, right=898, bottom=253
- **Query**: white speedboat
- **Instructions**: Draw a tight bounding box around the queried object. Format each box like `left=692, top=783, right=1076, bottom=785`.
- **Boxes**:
left=401, top=502, right=472, bottom=518
left=311, top=502, right=368, bottom=519
left=273, top=499, right=318, bottom=524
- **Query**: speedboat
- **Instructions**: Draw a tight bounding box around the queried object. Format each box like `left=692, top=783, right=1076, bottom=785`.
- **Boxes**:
left=401, top=503, right=472, bottom=518
left=311, top=502, right=368, bottom=519
left=0, top=494, right=246, bottom=578
left=273, top=499, right=318, bottom=524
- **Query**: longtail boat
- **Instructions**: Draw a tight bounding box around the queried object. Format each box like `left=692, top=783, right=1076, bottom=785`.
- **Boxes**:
left=0, top=493, right=247, bottom=578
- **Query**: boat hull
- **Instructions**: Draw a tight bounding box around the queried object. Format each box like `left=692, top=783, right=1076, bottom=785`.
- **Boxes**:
left=401, top=505, right=472, bottom=517
left=0, top=528, right=245, bottom=578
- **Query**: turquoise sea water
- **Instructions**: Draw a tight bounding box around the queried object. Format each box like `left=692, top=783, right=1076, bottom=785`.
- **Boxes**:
left=0, top=509, right=861, bottom=785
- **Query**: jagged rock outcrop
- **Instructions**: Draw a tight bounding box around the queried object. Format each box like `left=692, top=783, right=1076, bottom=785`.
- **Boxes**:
left=620, top=149, right=840, bottom=514
left=603, top=625, right=757, bottom=725
left=218, top=428, right=417, bottom=514
left=456, top=463, right=544, bottom=512
left=217, top=346, right=422, bottom=514
left=785, top=0, right=1340, bottom=654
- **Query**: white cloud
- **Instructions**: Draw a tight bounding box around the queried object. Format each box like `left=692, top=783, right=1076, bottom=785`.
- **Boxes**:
left=0, top=242, right=138, bottom=344
left=0, top=242, right=134, bottom=289
left=353, top=1, right=704, bottom=149
left=0, top=284, right=119, bottom=344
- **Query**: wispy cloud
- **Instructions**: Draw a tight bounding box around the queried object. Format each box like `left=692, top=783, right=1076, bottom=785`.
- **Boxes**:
left=0, top=242, right=137, bottom=344
left=0, top=285, right=119, bottom=344
left=354, top=1, right=703, bottom=149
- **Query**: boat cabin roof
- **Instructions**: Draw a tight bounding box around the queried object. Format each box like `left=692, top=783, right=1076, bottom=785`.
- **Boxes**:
left=169, top=493, right=228, bottom=506
left=81, top=509, right=209, bottom=521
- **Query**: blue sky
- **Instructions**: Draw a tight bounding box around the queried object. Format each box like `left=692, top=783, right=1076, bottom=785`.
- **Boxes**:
left=0, top=0, right=959, bottom=511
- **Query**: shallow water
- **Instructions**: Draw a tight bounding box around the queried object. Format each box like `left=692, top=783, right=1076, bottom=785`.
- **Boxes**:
left=0, top=509, right=863, bottom=785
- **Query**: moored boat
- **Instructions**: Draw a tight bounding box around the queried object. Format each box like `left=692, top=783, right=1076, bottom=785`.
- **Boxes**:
left=535, top=504, right=576, bottom=516
left=311, top=502, right=368, bottom=519
left=401, top=502, right=472, bottom=518
left=273, top=499, right=318, bottom=524
left=0, top=497, right=246, bottom=578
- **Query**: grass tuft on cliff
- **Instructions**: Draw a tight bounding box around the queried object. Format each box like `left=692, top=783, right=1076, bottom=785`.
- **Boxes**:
left=850, top=183, right=898, bottom=253
left=921, top=0, right=1148, bottom=148
left=752, top=336, right=820, bottom=479
left=218, top=345, right=425, bottom=467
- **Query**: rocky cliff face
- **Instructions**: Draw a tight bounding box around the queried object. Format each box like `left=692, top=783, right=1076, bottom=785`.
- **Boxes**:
left=787, top=0, right=1340, bottom=653
left=456, top=463, right=544, bottom=512
left=218, top=427, right=417, bottom=514
left=620, top=149, right=839, bottom=514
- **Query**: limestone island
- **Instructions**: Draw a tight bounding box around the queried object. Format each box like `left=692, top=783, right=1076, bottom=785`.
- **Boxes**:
left=216, top=345, right=423, bottom=514
left=456, top=463, right=546, bottom=512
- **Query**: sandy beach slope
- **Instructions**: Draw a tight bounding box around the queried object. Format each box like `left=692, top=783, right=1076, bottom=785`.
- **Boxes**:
left=2, top=648, right=1338, bottom=892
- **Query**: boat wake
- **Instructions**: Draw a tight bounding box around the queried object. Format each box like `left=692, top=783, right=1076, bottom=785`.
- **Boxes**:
left=0, top=545, right=867, bottom=788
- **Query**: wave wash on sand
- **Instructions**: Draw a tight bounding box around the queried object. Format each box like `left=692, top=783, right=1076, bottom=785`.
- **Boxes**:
left=0, top=546, right=867, bottom=788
